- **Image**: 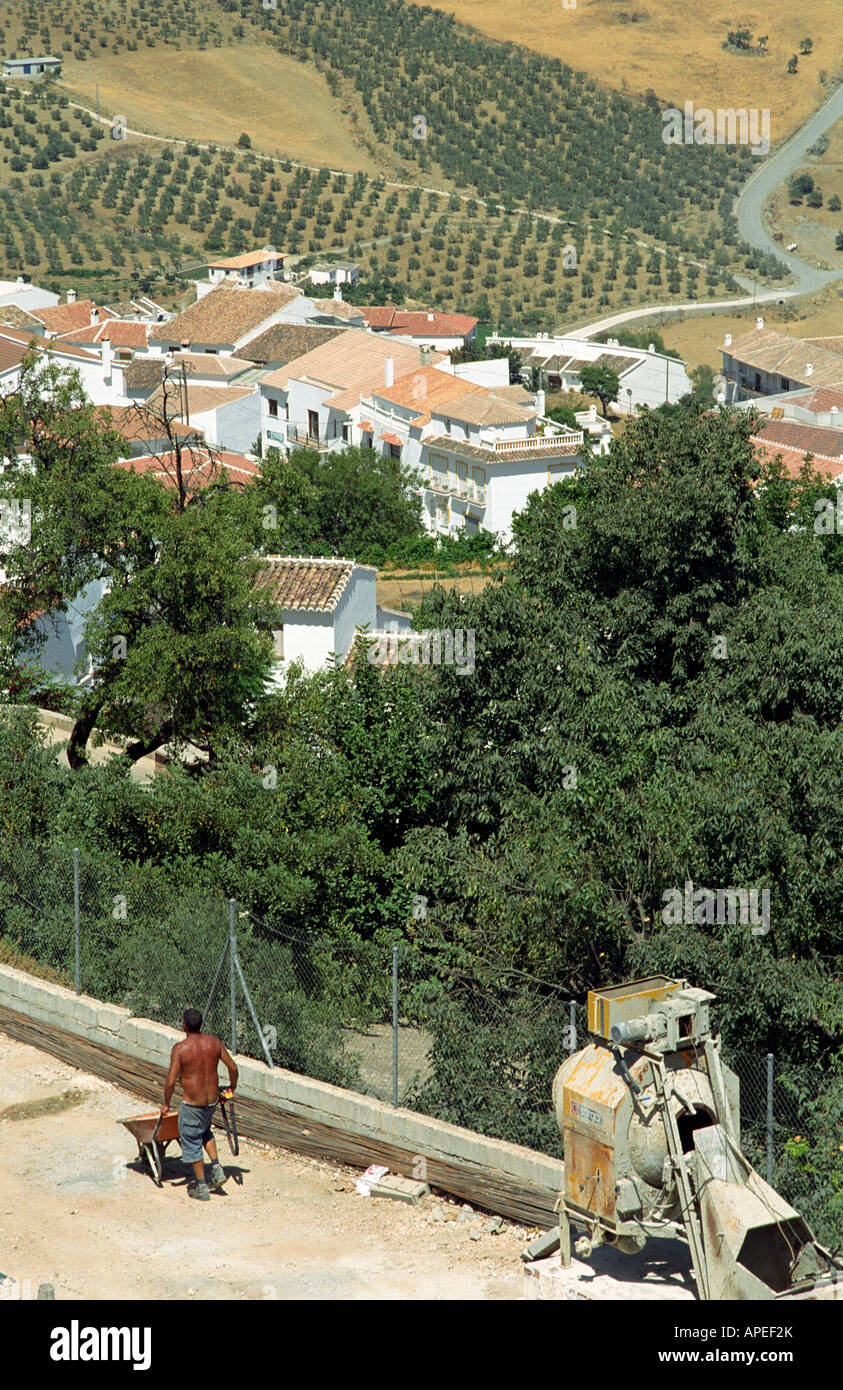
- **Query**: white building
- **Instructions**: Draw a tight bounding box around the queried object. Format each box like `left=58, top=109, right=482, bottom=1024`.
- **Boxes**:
left=721, top=320, right=843, bottom=402
left=150, top=283, right=321, bottom=356
left=1, top=56, right=61, bottom=79
left=308, top=262, right=360, bottom=288
left=255, top=556, right=383, bottom=678
left=493, top=333, right=692, bottom=413
left=259, top=330, right=438, bottom=455
left=359, top=364, right=584, bottom=542
left=0, top=327, right=129, bottom=405
left=0, top=276, right=59, bottom=314
left=201, top=249, right=289, bottom=297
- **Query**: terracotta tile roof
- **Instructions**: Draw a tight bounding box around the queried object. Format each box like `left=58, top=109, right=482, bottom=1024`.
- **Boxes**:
left=95, top=404, right=200, bottom=443
left=361, top=304, right=397, bottom=329
left=124, top=354, right=254, bottom=395
left=751, top=418, right=843, bottom=476
left=725, top=327, right=843, bottom=388
left=379, top=431, right=402, bottom=446
left=145, top=383, right=255, bottom=416
left=262, top=330, right=440, bottom=412
left=311, top=298, right=366, bottom=322
left=362, top=306, right=477, bottom=338
left=149, top=284, right=300, bottom=347
left=208, top=250, right=287, bottom=270
left=430, top=389, right=536, bottom=427
left=785, top=386, right=843, bottom=413
left=115, top=449, right=259, bottom=490
left=0, top=326, right=100, bottom=362
left=805, top=337, right=843, bottom=356
left=359, top=420, right=374, bottom=432
left=254, top=556, right=374, bottom=612
left=388, top=310, right=478, bottom=338
left=0, top=305, right=44, bottom=330
left=57, top=320, right=150, bottom=349
left=423, top=435, right=581, bottom=464
left=369, top=364, right=484, bottom=424
left=31, top=300, right=116, bottom=336
left=0, top=336, right=30, bottom=374
left=239, top=323, right=345, bottom=365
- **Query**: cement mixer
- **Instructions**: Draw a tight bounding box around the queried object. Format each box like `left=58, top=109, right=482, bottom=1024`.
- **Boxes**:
left=552, top=975, right=841, bottom=1300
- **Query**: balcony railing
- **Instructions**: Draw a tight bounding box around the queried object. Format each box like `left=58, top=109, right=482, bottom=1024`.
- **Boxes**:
left=287, top=425, right=331, bottom=451
left=478, top=431, right=584, bottom=453
left=424, top=477, right=486, bottom=505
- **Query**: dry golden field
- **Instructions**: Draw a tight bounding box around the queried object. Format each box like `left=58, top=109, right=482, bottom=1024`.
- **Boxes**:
left=429, top=0, right=842, bottom=139
left=654, top=285, right=843, bottom=370
left=59, top=46, right=380, bottom=174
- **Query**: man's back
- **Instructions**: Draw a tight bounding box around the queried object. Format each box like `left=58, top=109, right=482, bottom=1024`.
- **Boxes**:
left=177, top=1032, right=223, bottom=1106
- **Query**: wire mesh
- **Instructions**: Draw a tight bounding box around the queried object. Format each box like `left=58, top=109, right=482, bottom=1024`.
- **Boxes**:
left=0, top=840, right=807, bottom=1172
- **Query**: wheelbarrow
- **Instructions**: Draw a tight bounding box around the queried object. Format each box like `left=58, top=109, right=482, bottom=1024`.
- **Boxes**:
left=117, top=1111, right=180, bottom=1187
left=118, top=1090, right=239, bottom=1186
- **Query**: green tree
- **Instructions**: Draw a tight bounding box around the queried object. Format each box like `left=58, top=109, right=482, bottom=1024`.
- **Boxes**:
left=579, top=364, right=620, bottom=416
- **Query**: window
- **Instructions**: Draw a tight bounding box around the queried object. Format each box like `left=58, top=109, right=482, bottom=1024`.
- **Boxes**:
left=472, top=466, right=487, bottom=498
left=308, top=410, right=319, bottom=440
left=342, top=422, right=350, bottom=443
left=444, top=417, right=451, bottom=435
left=389, top=442, right=401, bottom=460
left=268, top=398, right=278, bottom=418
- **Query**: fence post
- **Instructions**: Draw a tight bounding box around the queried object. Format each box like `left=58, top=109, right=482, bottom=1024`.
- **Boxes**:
left=229, top=899, right=237, bottom=1053
left=569, top=998, right=577, bottom=1051
left=73, top=848, right=80, bottom=996
left=766, top=1052, right=774, bottom=1186
left=392, top=945, right=399, bottom=1108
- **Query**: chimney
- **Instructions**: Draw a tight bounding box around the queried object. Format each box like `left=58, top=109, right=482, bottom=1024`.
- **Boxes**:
left=333, top=284, right=343, bottom=302
left=589, top=404, right=597, bottom=421
left=648, top=342, right=655, bottom=353
left=67, top=288, right=76, bottom=305
left=756, top=316, right=764, bottom=330
left=15, top=276, right=24, bottom=288
left=806, top=363, right=814, bottom=377
left=426, top=312, right=434, bottom=322
left=419, top=346, right=431, bottom=366
left=90, top=306, right=99, bottom=326
left=535, top=387, right=545, bottom=417
left=385, top=357, right=394, bottom=388
left=831, top=406, right=839, bottom=426
left=101, top=336, right=112, bottom=383
left=724, top=333, right=732, bottom=347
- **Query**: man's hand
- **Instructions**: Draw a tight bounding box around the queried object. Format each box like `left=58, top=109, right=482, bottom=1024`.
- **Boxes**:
left=159, top=1103, right=170, bottom=1116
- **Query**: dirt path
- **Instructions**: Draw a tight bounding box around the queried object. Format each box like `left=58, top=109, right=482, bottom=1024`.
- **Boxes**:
left=0, top=1034, right=529, bottom=1300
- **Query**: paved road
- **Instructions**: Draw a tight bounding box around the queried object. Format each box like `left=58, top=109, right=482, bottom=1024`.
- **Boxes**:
left=569, top=84, right=843, bottom=339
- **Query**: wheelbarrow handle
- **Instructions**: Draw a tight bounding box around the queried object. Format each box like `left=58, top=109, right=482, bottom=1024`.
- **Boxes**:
left=152, top=1113, right=164, bottom=1145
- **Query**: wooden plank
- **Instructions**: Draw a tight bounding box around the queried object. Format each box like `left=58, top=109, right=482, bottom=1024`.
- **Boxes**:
left=0, top=1005, right=559, bottom=1227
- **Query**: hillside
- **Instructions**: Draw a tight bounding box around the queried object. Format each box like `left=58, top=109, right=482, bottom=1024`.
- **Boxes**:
left=424, top=0, right=843, bottom=141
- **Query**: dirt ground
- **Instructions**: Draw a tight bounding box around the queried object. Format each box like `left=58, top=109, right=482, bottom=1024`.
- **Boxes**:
left=0, top=1032, right=698, bottom=1301
left=0, top=1033, right=531, bottom=1300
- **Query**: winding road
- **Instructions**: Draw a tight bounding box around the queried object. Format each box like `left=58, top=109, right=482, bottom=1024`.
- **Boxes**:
left=570, top=82, right=843, bottom=339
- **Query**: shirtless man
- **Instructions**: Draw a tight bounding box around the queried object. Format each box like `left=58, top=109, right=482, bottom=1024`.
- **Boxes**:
left=160, top=1008, right=238, bottom=1202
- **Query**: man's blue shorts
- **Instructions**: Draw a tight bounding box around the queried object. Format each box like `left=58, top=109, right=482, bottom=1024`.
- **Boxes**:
left=178, top=1101, right=217, bottom=1162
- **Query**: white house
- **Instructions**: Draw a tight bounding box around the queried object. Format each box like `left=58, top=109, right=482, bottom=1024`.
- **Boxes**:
left=254, top=556, right=381, bottom=678
left=150, top=283, right=323, bottom=356
left=358, top=362, right=585, bottom=542
left=308, top=262, right=360, bottom=288
left=721, top=319, right=843, bottom=401
left=259, top=330, right=439, bottom=455
left=143, top=382, right=260, bottom=455
left=198, top=248, right=290, bottom=299
left=0, top=327, right=129, bottom=405
left=0, top=277, right=59, bottom=314
left=493, top=333, right=692, bottom=413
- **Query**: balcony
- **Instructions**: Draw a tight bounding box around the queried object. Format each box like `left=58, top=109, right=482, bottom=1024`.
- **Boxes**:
left=477, top=430, right=584, bottom=453
left=424, top=476, right=486, bottom=505
left=286, top=425, right=331, bottom=452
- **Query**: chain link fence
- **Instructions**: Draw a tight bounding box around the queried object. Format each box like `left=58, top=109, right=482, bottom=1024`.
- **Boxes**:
left=0, top=839, right=806, bottom=1179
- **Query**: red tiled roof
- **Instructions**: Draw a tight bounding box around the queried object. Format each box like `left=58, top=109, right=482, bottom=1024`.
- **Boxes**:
left=254, top=556, right=374, bottom=612
left=58, top=320, right=149, bottom=349
left=115, top=449, right=259, bottom=490
left=0, top=325, right=100, bottom=362
left=31, top=301, right=116, bottom=336
left=379, top=432, right=402, bottom=446
left=752, top=418, right=843, bottom=480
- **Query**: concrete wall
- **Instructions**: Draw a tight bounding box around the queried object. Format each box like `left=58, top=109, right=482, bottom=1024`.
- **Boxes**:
left=0, top=961, right=565, bottom=1222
